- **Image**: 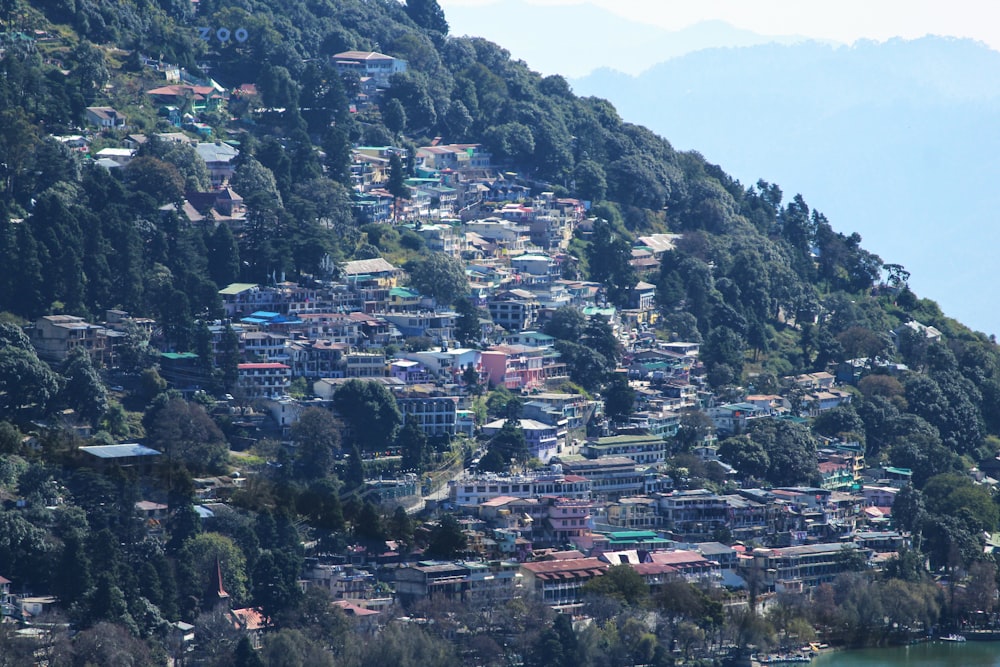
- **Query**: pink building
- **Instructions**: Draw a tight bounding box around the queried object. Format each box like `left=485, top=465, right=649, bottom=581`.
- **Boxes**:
left=481, top=345, right=544, bottom=390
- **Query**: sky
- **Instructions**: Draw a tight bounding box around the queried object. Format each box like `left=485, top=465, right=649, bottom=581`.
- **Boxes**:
left=439, top=0, right=1000, bottom=52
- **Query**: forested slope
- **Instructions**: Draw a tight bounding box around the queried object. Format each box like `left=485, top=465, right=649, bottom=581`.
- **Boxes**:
left=4, top=0, right=1000, bottom=559
left=0, top=0, right=998, bottom=662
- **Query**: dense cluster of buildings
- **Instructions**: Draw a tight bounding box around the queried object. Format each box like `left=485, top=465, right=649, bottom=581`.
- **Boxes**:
left=9, top=46, right=948, bottom=644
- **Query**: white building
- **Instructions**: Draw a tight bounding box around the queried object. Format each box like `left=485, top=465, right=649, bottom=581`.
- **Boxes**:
left=450, top=470, right=591, bottom=507
left=237, top=362, right=290, bottom=399
left=332, top=51, right=407, bottom=88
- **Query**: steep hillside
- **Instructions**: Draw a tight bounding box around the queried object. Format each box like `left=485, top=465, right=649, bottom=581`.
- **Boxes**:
left=2, top=0, right=999, bottom=439
left=1, top=0, right=1000, bottom=662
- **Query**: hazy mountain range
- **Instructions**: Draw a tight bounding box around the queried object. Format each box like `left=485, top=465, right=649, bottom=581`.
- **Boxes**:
left=443, top=0, right=809, bottom=76
left=570, top=36, right=1000, bottom=336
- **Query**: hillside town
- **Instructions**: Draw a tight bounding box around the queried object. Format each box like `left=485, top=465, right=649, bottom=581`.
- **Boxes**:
left=1, top=10, right=998, bottom=663
left=1, top=50, right=945, bottom=650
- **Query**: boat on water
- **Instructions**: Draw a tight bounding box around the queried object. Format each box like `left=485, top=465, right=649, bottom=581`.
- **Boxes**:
left=938, top=634, right=967, bottom=642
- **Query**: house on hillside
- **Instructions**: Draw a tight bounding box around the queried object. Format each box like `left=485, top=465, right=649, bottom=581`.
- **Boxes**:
left=147, top=84, right=224, bottom=112
left=79, top=443, right=161, bottom=474
left=94, top=147, right=136, bottom=166
left=30, top=315, right=111, bottom=365
left=195, top=142, right=239, bottom=187
left=86, top=106, right=127, bottom=129
left=332, top=51, right=407, bottom=87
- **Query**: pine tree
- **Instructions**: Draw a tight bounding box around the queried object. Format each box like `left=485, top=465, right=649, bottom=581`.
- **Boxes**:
left=207, top=223, right=240, bottom=288
left=387, top=152, right=409, bottom=220
left=220, top=324, right=240, bottom=392
left=405, top=0, right=449, bottom=34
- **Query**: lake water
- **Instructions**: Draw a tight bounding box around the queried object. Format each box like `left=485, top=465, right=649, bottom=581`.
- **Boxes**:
left=811, top=641, right=1000, bottom=666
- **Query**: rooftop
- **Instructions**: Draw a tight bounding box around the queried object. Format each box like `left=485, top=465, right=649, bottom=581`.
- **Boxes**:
left=80, top=443, right=161, bottom=459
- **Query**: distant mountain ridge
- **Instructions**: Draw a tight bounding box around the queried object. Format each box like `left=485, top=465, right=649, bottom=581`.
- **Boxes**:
left=443, top=0, right=808, bottom=76
left=571, top=36, right=1000, bottom=336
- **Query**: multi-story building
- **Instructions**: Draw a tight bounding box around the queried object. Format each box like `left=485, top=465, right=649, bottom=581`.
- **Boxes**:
left=158, top=352, right=211, bottom=389
left=381, top=312, right=456, bottom=343
left=718, top=494, right=776, bottom=542
left=400, top=348, right=480, bottom=382
left=862, top=485, right=898, bottom=509
left=487, top=289, right=540, bottom=332
left=195, top=141, right=239, bottom=186
left=219, top=283, right=265, bottom=317
left=388, top=287, right=422, bottom=311
left=294, top=313, right=364, bottom=345
left=345, top=352, right=386, bottom=378
left=658, top=489, right=729, bottom=540
left=529, top=392, right=591, bottom=430
left=332, top=51, right=407, bottom=88
left=542, top=498, right=596, bottom=548
left=528, top=211, right=577, bottom=251
left=606, top=497, right=659, bottom=530
left=706, top=402, right=773, bottom=435
left=582, top=434, right=668, bottom=465
left=415, top=222, right=464, bottom=257
left=416, top=143, right=492, bottom=171
left=352, top=191, right=393, bottom=223
left=482, top=418, right=560, bottom=463
left=464, top=218, right=531, bottom=255
left=510, top=253, right=560, bottom=284
left=481, top=345, right=544, bottom=390
left=503, top=331, right=556, bottom=348
left=802, top=389, right=853, bottom=415
left=80, top=443, right=162, bottom=478
left=342, top=257, right=400, bottom=308
left=388, top=359, right=432, bottom=384
left=86, top=106, right=128, bottom=129
left=744, top=542, right=869, bottom=594
left=395, top=389, right=460, bottom=438
left=30, top=315, right=111, bottom=364
left=519, top=557, right=608, bottom=608
left=450, top=470, right=591, bottom=508
left=627, top=410, right=681, bottom=437
left=303, top=564, right=378, bottom=602
left=558, top=457, right=667, bottom=501
left=0, top=574, right=12, bottom=618
left=645, top=550, right=721, bottom=584
left=287, top=340, right=348, bottom=378
left=351, top=313, right=401, bottom=349
left=394, top=560, right=520, bottom=605
left=237, top=362, right=290, bottom=399
left=241, top=331, right=288, bottom=363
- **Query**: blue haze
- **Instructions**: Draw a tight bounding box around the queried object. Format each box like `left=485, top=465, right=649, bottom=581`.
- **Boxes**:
left=570, top=37, right=1000, bottom=336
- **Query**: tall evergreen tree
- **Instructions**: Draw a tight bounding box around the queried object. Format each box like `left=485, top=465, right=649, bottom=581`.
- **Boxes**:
left=387, top=152, right=409, bottom=220
left=207, top=223, right=241, bottom=288
left=405, top=0, right=449, bottom=34
left=220, top=324, right=240, bottom=393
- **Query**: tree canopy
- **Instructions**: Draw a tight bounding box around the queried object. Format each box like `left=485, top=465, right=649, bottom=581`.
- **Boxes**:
left=332, top=379, right=402, bottom=452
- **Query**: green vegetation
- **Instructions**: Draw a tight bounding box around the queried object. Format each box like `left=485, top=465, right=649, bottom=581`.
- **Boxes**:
left=1, top=0, right=1000, bottom=663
